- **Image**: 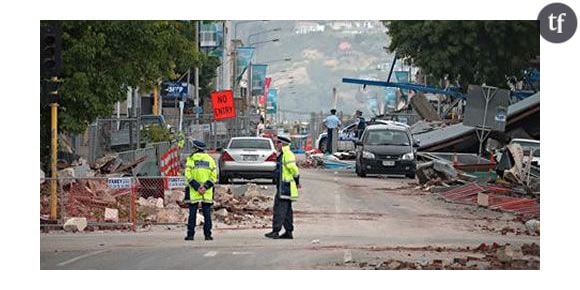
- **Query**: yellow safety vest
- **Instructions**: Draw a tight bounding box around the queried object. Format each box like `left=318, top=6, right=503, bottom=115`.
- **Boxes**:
left=185, top=152, right=217, bottom=203
left=177, top=132, right=185, bottom=149
left=280, top=145, right=300, bottom=201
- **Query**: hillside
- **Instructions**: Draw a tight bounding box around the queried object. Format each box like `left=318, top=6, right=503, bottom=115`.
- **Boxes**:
left=235, top=20, right=397, bottom=120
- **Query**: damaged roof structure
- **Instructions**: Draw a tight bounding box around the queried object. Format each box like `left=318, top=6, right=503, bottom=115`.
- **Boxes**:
left=413, top=92, right=540, bottom=152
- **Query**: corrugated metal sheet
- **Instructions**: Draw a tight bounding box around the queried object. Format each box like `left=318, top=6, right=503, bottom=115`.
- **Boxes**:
left=414, top=92, right=540, bottom=150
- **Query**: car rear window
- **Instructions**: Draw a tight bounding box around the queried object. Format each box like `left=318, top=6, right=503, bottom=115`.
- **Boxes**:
left=364, top=129, right=410, bottom=145
left=229, top=139, right=272, bottom=149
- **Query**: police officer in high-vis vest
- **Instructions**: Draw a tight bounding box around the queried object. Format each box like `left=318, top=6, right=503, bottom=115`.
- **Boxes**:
left=177, top=131, right=186, bottom=150
left=265, top=136, right=301, bottom=239
left=184, top=140, right=217, bottom=241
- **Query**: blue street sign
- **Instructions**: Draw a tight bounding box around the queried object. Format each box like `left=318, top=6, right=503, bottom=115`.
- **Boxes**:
left=161, top=82, right=189, bottom=99
left=193, top=106, right=203, bottom=114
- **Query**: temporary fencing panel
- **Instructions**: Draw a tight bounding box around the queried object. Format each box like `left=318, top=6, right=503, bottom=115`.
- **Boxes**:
left=159, top=144, right=181, bottom=176
left=40, top=176, right=191, bottom=230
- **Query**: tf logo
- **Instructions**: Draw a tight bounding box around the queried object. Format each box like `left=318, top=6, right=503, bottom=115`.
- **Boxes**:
left=539, top=3, right=577, bottom=43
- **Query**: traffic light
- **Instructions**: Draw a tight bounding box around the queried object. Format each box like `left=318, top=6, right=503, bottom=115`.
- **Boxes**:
left=40, top=22, right=62, bottom=77
left=41, top=77, right=61, bottom=104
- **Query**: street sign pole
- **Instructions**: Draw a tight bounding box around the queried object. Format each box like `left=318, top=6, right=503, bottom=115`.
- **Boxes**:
left=475, top=85, right=497, bottom=160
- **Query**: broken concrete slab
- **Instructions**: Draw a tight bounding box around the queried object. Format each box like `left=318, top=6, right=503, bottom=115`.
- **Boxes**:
left=138, top=197, right=149, bottom=207
left=58, top=168, right=76, bottom=186
left=63, top=217, right=87, bottom=232
left=104, top=208, right=119, bottom=223
left=156, top=208, right=187, bottom=223
left=155, top=198, right=164, bottom=209
left=387, top=260, right=402, bottom=270
left=72, top=159, right=93, bottom=178
left=196, top=213, right=204, bottom=226
left=163, top=190, right=185, bottom=206
left=433, top=159, right=458, bottom=178
left=496, top=245, right=515, bottom=263
left=525, top=219, right=540, bottom=233
left=215, top=208, right=229, bottom=218
left=477, top=192, right=489, bottom=207
left=231, top=185, right=248, bottom=197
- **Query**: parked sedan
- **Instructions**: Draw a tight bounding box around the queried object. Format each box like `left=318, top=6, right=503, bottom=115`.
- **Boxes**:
left=218, top=137, right=278, bottom=184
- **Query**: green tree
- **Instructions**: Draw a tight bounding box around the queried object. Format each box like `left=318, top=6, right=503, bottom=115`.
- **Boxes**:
left=199, top=54, right=221, bottom=106
left=40, top=21, right=207, bottom=169
left=384, top=21, right=539, bottom=90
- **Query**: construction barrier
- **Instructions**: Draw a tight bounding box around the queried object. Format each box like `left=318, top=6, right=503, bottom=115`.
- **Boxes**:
left=40, top=176, right=192, bottom=231
left=160, top=144, right=181, bottom=176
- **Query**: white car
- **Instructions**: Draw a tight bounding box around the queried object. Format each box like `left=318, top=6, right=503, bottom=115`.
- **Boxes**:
left=510, top=138, right=540, bottom=167
left=218, top=137, right=278, bottom=184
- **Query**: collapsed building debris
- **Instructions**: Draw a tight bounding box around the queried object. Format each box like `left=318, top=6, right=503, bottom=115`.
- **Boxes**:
left=414, top=150, right=539, bottom=220
left=437, top=182, right=540, bottom=219
left=299, top=150, right=356, bottom=169
left=210, top=184, right=273, bottom=226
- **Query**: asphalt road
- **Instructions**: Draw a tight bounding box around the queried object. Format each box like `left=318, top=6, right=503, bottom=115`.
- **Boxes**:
left=40, top=168, right=539, bottom=269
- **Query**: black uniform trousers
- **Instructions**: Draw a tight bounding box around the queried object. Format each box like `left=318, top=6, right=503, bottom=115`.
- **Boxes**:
left=326, top=128, right=334, bottom=154
left=187, top=202, right=212, bottom=238
left=272, top=196, right=293, bottom=233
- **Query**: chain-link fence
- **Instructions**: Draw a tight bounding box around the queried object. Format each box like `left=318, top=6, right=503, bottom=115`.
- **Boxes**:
left=40, top=176, right=191, bottom=230
left=89, top=118, right=141, bottom=163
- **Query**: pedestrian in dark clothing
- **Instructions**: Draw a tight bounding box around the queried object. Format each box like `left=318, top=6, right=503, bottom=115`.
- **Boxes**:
left=355, top=110, right=366, bottom=140
left=323, top=109, right=341, bottom=154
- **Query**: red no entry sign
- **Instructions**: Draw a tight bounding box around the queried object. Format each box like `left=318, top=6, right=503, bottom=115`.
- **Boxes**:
left=211, top=90, right=236, bottom=120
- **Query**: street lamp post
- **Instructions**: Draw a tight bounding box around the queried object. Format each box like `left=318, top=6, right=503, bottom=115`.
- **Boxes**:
left=234, top=20, right=269, bottom=42
left=246, top=38, right=282, bottom=117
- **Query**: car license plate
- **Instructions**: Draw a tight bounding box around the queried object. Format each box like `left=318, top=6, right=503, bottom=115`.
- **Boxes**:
left=243, top=155, right=258, bottom=161
left=382, top=161, right=395, bottom=166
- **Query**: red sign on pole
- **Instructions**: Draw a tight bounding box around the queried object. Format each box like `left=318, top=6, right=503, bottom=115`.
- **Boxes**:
left=211, top=90, right=236, bottom=120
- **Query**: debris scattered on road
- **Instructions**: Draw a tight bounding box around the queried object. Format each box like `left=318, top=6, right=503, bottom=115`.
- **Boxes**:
left=63, top=217, right=87, bottom=232
left=437, top=182, right=540, bottom=219
left=211, top=185, right=273, bottom=226
left=347, top=243, right=539, bottom=270
left=525, top=219, right=540, bottom=234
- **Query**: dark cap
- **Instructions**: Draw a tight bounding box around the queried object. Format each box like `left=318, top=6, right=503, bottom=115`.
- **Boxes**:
left=190, top=140, right=206, bottom=150
left=277, top=136, right=292, bottom=145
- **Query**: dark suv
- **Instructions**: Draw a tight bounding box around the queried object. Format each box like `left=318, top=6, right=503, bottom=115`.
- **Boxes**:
left=355, top=123, right=419, bottom=179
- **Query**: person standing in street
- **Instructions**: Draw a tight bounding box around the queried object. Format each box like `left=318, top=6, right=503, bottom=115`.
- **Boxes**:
left=183, top=140, right=217, bottom=241
left=256, top=116, right=265, bottom=137
left=355, top=110, right=366, bottom=140
left=265, top=136, right=301, bottom=239
left=323, top=109, right=341, bottom=154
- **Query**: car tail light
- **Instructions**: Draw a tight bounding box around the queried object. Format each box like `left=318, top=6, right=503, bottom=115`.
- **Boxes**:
left=265, top=152, right=277, bottom=162
left=222, top=151, right=234, bottom=162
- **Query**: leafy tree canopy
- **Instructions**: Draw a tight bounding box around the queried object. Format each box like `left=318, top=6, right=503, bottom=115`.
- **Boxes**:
left=384, top=21, right=539, bottom=90
left=40, top=21, right=220, bottom=168
left=45, top=20, right=202, bottom=133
